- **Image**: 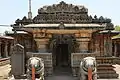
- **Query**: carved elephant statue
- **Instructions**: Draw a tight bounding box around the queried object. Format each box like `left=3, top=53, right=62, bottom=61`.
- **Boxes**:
left=79, top=57, right=97, bottom=80
left=27, top=57, right=44, bottom=80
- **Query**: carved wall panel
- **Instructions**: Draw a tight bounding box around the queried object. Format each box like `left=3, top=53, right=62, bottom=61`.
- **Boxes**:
left=34, top=39, right=49, bottom=52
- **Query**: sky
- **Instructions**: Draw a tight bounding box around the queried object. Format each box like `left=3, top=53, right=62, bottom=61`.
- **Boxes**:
left=0, top=0, right=120, bottom=33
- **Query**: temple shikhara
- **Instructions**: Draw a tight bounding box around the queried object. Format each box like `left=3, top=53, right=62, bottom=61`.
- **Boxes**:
left=6, top=1, right=120, bottom=79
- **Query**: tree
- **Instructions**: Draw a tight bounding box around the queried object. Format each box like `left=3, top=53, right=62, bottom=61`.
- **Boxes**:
left=112, top=25, right=120, bottom=39
left=115, top=25, right=120, bottom=31
left=4, top=30, right=9, bottom=35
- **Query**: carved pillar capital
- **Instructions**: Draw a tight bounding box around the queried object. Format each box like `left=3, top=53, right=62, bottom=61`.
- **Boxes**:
left=34, top=39, right=49, bottom=52
left=77, top=38, right=90, bottom=53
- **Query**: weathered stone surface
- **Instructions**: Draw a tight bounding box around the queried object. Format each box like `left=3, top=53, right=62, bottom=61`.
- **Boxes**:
left=71, top=55, right=119, bottom=79
left=11, top=44, right=25, bottom=76
left=97, top=64, right=119, bottom=79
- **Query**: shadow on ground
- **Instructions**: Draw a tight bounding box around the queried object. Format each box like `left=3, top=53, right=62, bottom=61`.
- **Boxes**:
left=45, top=66, right=79, bottom=80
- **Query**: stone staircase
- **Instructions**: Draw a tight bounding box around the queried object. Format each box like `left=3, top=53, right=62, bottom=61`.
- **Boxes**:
left=97, top=64, right=119, bottom=79
left=71, top=53, right=120, bottom=79
left=96, top=57, right=119, bottom=79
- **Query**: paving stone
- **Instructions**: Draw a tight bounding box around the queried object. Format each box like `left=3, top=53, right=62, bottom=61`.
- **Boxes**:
left=1, top=64, right=120, bottom=80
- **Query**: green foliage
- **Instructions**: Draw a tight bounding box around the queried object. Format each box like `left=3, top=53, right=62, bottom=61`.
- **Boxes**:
left=112, top=25, right=120, bottom=39
left=115, top=25, right=120, bottom=31
left=4, top=30, right=8, bottom=35
left=112, top=34, right=120, bottom=39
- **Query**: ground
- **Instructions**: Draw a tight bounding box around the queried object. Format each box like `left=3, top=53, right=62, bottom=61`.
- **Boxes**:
left=0, top=64, right=11, bottom=80
left=0, top=64, right=120, bottom=80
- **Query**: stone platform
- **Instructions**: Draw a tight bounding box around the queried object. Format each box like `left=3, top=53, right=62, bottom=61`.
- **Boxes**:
left=97, top=64, right=119, bottom=79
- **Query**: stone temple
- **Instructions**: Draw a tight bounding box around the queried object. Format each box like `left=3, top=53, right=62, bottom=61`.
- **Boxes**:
left=7, top=1, right=120, bottom=79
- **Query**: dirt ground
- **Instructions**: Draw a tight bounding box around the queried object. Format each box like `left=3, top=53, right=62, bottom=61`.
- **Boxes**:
left=0, top=64, right=11, bottom=80
left=113, top=64, right=120, bottom=79
left=0, top=64, right=120, bottom=80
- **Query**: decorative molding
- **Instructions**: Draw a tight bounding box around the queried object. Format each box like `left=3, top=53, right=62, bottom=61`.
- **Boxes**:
left=13, top=1, right=112, bottom=25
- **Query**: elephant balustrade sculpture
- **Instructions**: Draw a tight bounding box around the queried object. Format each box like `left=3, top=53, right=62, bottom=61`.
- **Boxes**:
left=27, top=57, right=44, bottom=80
left=79, top=57, right=97, bottom=80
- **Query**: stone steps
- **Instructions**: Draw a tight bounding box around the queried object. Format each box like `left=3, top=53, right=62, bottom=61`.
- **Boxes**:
left=97, top=64, right=119, bottom=79
left=98, top=73, right=119, bottom=79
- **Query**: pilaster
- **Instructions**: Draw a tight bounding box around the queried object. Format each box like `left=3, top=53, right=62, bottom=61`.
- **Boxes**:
left=4, top=42, right=8, bottom=57
left=34, top=39, right=49, bottom=52
left=104, top=36, right=112, bottom=56
left=114, top=41, right=117, bottom=57
left=0, top=41, right=2, bottom=58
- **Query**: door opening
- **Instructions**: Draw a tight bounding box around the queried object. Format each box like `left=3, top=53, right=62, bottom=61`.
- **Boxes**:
left=55, top=44, right=69, bottom=67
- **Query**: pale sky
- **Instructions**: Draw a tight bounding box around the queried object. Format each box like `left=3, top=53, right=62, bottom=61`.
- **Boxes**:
left=0, top=0, right=120, bottom=33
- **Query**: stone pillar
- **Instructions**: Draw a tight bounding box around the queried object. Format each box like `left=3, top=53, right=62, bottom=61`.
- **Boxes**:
left=4, top=42, right=8, bottom=58
left=0, top=41, right=2, bottom=58
left=79, top=41, right=89, bottom=53
left=104, top=37, right=107, bottom=56
left=114, top=42, right=117, bottom=57
left=95, top=43, right=99, bottom=52
left=109, top=39, right=112, bottom=56
left=90, top=39, right=94, bottom=53
left=104, top=36, right=112, bottom=56
left=100, top=37, right=104, bottom=56
left=94, top=39, right=100, bottom=55
left=9, top=42, right=13, bottom=56
left=35, top=39, right=49, bottom=52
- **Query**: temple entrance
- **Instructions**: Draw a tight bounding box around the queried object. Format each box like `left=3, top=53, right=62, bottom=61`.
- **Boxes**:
left=55, top=44, right=69, bottom=67
left=53, top=42, right=72, bottom=75
left=49, top=34, right=78, bottom=75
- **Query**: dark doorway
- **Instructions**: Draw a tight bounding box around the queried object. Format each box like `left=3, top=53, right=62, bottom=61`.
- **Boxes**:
left=55, top=44, right=69, bottom=67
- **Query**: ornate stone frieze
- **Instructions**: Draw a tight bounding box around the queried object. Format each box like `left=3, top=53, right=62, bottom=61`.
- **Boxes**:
left=13, top=1, right=112, bottom=26
left=38, top=1, right=88, bottom=13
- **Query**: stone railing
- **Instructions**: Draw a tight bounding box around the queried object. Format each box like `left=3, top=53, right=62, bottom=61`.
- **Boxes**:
left=113, top=57, right=120, bottom=65
left=96, top=56, right=117, bottom=65
left=0, top=57, right=10, bottom=66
